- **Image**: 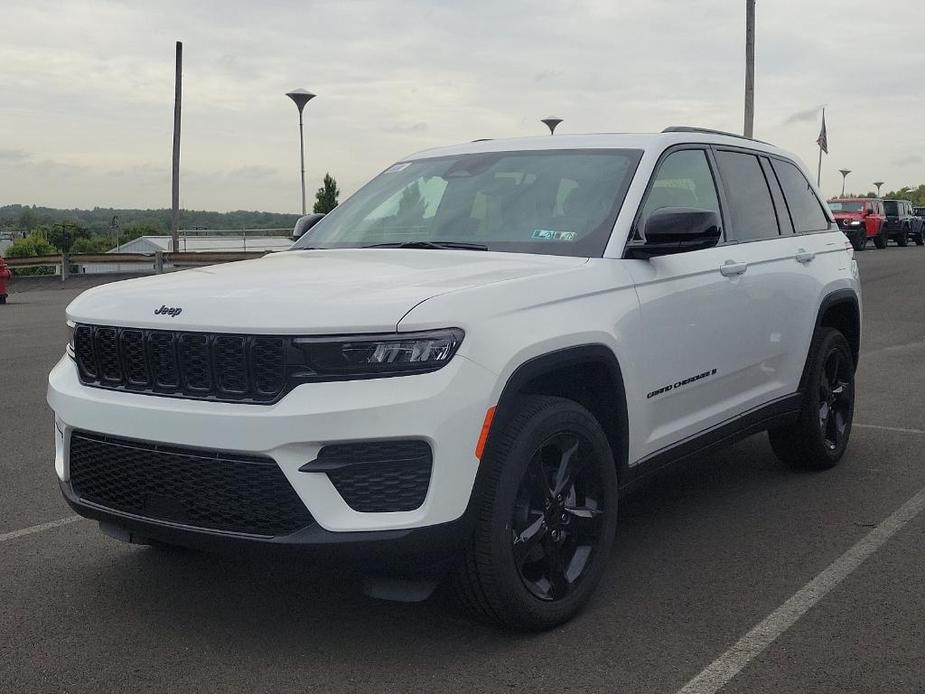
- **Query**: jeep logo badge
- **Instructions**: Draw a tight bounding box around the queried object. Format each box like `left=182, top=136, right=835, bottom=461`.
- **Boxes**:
left=154, top=305, right=183, bottom=317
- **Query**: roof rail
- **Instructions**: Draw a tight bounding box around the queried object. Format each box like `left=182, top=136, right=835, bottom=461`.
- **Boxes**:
left=661, top=126, right=771, bottom=145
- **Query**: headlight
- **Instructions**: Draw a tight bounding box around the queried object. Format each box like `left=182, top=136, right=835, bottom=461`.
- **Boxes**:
left=850, top=220, right=861, bottom=226
left=293, top=328, right=464, bottom=379
left=66, top=321, right=76, bottom=359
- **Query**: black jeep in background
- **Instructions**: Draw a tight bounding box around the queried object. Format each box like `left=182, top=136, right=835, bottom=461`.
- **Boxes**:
left=883, top=199, right=924, bottom=246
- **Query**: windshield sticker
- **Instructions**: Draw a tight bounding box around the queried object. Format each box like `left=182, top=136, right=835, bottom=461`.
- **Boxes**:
left=531, top=229, right=577, bottom=241
left=383, top=162, right=411, bottom=174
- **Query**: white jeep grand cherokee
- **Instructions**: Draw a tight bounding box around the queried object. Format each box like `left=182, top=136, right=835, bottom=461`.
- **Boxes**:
left=48, top=127, right=861, bottom=630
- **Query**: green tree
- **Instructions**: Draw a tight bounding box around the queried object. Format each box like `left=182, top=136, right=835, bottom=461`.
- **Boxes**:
left=118, top=220, right=163, bottom=246
left=4, top=234, right=59, bottom=275
left=882, top=185, right=925, bottom=205
left=17, top=206, right=39, bottom=231
left=45, top=221, right=90, bottom=252
left=313, top=173, right=340, bottom=214
left=71, top=236, right=116, bottom=254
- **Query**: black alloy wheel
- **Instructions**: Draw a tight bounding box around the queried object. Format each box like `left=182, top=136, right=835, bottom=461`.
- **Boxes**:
left=768, top=327, right=854, bottom=469
left=818, top=346, right=852, bottom=452
left=450, top=395, right=618, bottom=630
left=511, top=431, right=605, bottom=601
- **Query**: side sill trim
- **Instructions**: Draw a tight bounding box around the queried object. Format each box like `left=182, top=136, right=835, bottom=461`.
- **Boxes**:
left=620, top=393, right=802, bottom=494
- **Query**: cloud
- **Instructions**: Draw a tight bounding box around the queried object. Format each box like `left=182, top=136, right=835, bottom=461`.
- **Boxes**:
left=383, top=122, right=429, bottom=134
left=783, top=106, right=823, bottom=125
left=1, top=0, right=924, bottom=210
left=893, top=154, right=924, bottom=167
left=0, top=148, right=29, bottom=160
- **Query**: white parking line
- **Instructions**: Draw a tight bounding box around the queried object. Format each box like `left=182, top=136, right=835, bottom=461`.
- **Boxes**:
left=854, top=423, right=925, bottom=435
left=676, top=484, right=925, bottom=694
left=0, top=515, right=83, bottom=544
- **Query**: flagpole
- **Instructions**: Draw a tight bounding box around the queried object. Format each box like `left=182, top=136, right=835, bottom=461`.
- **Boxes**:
left=816, top=107, right=826, bottom=188
left=817, top=145, right=822, bottom=188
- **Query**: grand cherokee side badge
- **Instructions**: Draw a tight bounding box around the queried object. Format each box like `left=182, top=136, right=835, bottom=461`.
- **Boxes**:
left=154, top=305, right=183, bottom=317
left=647, top=368, right=717, bottom=399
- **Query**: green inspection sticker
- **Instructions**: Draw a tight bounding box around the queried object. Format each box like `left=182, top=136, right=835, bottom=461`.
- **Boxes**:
left=531, top=229, right=578, bottom=241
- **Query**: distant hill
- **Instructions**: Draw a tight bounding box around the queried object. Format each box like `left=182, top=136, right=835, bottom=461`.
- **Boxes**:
left=0, top=204, right=300, bottom=234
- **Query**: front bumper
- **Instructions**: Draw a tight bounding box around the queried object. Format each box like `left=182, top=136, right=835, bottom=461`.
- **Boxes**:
left=48, top=353, right=497, bottom=539
left=58, top=479, right=472, bottom=564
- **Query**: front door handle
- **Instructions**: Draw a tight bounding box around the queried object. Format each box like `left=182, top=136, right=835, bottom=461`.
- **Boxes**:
left=720, top=260, right=748, bottom=277
left=795, top=248, right=816, bottom=263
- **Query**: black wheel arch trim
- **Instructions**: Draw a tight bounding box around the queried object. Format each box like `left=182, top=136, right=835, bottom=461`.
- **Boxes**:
left=807, top=288, right=861, bottom=381
left=482, top=343, right=630, bottom=484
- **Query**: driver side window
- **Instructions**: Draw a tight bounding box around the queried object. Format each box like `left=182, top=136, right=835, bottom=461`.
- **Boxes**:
left=641, top=149, right=722, bottom=231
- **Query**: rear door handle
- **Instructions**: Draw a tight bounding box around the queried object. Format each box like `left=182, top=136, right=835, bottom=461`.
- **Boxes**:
left=720, top=260, right=748, bottom=277
left=795, top=248, right=816, bottom=263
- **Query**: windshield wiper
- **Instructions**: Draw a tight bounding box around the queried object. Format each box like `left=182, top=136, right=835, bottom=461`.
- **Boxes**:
left=362, top=240, right=489, bottom=251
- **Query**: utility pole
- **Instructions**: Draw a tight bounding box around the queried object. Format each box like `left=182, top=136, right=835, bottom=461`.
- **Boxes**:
left=744, top=0, right=755, bottom=138
left=171, top=41, right=183, bottom=253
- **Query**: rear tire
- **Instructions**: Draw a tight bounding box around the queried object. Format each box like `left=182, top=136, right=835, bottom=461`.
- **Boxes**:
left=449, top=395, right=618, bottom=630
left=768, top=328, right=854, bottom=470
left=915, top=226, right=924, bottom=246
left=873, top=226, right=887, bottom=249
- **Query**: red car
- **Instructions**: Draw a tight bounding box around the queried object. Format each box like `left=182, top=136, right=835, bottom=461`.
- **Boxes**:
left=828, top=198, right=887, bottom=250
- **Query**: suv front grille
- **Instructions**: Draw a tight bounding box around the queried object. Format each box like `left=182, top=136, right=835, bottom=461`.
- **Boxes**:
left=73, top=325, right=287, bottom=403
left=69, top=431, right=314, bottom=537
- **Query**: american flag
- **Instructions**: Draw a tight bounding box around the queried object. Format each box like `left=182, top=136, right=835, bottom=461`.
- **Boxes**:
left=816, top=109, right=828, bottom=154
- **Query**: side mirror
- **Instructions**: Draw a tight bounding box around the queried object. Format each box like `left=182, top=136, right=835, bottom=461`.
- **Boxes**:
left=626, top=207, right=722, bottom=259
left=292, top=213, right=326, bottom=241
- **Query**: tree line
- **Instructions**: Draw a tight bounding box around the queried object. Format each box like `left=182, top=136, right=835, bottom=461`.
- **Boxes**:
left=1, top=172, right=341, bottom=264
left=840, top=184, right=925, bottom=205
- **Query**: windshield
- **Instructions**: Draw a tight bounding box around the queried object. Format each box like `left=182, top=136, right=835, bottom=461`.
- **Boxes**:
left=294, top=149, right=642, bottom=257
left=828, top=201, right=865, bottom=212
left=883, top=201, right=899, bottom=215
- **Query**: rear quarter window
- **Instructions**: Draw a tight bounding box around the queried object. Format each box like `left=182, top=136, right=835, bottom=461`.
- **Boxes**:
left=771, top=159, right=830, bottom=233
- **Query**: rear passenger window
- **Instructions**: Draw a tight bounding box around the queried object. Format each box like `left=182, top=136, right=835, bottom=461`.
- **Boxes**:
left=715, top=151, right=779, bottom=241
left=771, top=159, right=830, bottom=232
left=641, top=149, right=721, bottom=224
left=760, top=157, right=794, bottom=234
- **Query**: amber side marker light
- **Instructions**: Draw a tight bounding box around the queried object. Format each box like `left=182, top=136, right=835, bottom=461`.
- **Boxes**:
left=475, top=406, right=496, bottom=460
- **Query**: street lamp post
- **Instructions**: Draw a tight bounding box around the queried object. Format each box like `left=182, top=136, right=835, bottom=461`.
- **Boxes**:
left=873, top=181, right=884, bottom=197
left=839, top=169, right=851, bottom=197
left=286, top=88, right=316, bottom=215
left=541, top=117, right=563, bottom=135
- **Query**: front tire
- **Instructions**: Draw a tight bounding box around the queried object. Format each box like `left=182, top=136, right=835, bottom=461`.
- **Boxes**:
left=768, top=328, right=854, bottom=469
left=850, top=230, right=866, bottom=251
left=897, top=227, right=909, bottom=247
left=450, top=396, right=618, bottom=630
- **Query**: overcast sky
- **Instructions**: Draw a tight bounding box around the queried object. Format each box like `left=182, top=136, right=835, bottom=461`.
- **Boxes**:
left=1, top=0, right=923, bottom=213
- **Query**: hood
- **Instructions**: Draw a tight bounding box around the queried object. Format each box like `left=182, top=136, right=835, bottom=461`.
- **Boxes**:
left=832, top=211, right=863, bottom=219
left=66, top=249, right=587, bottom=333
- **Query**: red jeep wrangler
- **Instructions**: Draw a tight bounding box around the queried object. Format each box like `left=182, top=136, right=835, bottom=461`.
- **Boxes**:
left=828, top=198, right=887, bottom=250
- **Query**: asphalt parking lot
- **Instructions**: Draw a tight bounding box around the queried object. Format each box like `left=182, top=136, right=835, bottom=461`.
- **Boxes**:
left=2, top=248, right=924, bottom=693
